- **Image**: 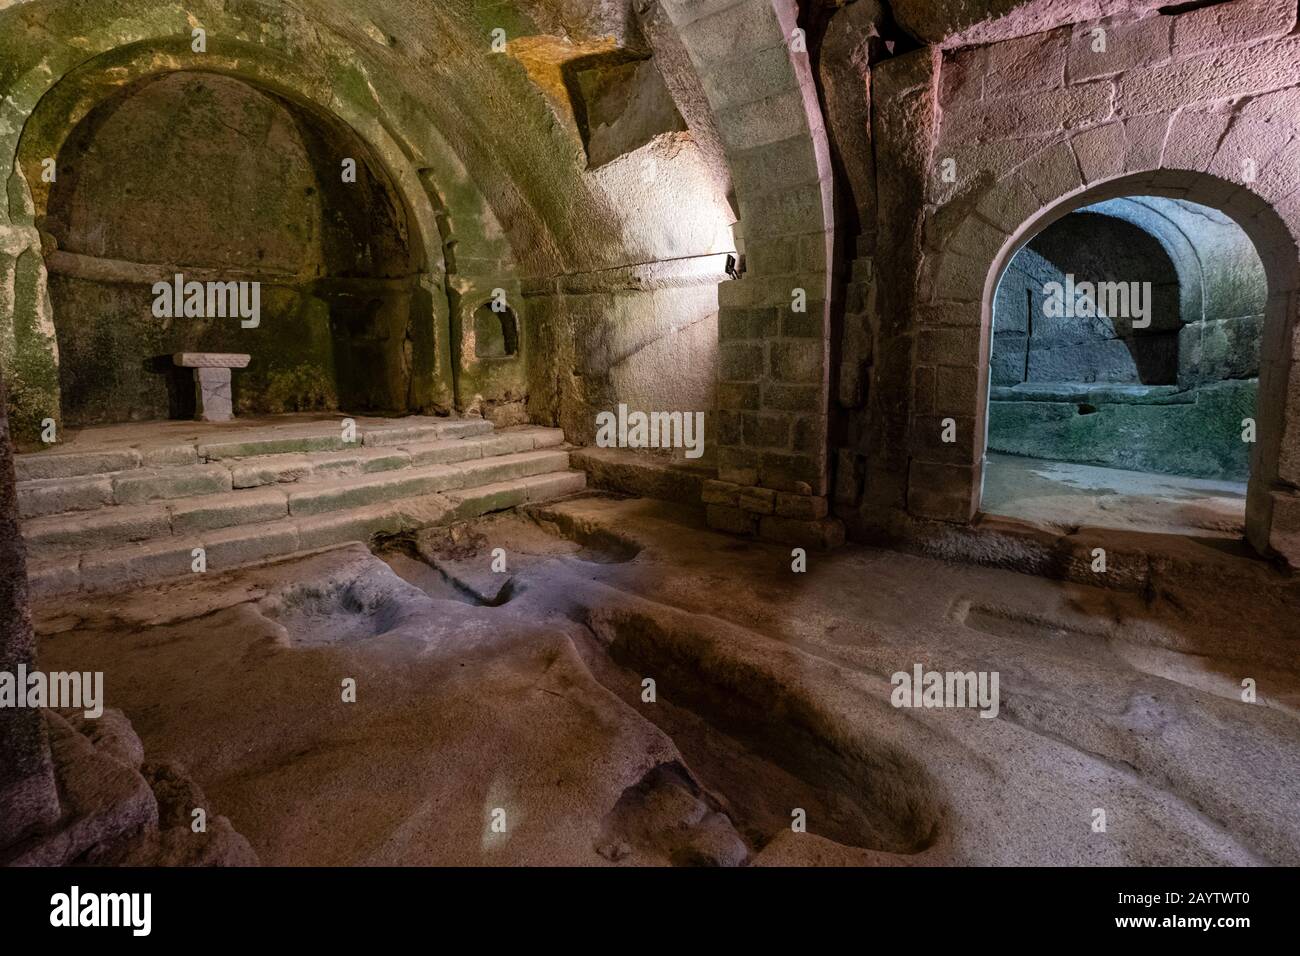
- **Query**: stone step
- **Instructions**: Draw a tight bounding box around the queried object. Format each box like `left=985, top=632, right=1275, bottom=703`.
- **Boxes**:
left=28, top=470, right=588, bottom=597
left=13, top=446, right=198, bottom=482
left=284, top=449, right=571, bottom=517
left=113, top=463, right=234, bottom=506
left=193, top=419, right=493, bottom=458
left=228, top=426, right=563, bottom=488
left=13, top=416, right=499, bottom=481
left=23, top=446, right=573, bottom=556
left=17, top=427, right=566, bottom=521
left=569, top=446, right=712, bottom=505
left=445, top=470, right=587, bottom=522
left=195, top=433, right=350, bottom=461
left=18, top=464, right=233, bottom=519
left=359, top=419, right=494, bottom=447
left=17, top=474, right=114, bottom=520
left=404, top=426, right=564, bottom=466
left=229, top=447, right=410, bottom=489
left=188, top=421, right=491, bottom=463
left=23, top=502, right=173, bottom=555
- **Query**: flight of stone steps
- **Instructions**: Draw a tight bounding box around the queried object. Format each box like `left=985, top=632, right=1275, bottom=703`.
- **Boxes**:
left=15, top=416, right=585, bottom=599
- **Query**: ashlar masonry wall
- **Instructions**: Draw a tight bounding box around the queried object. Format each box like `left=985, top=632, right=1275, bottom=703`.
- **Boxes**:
left=662, top=0, right=844, bottom=550
left=853, top=0, right=1300, bottom=565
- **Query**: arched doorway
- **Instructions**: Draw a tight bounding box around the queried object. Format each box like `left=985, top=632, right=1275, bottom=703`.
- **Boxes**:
left=980, top=196, right=1267, bottom=537
left=973, top=171, right=1299, bottom=561
left=912, top=166, right=1300, bottom=564
left=40, top=69, right=435, bottom=427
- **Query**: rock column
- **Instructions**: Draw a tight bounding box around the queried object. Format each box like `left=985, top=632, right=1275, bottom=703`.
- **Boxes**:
left=0, top=366, right=60, bottom=854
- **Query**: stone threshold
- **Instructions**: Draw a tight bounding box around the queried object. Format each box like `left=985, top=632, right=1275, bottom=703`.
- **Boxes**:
left=848, top=507, right=1286, bottom=599
left=989, top=383, right=1197, bottom=406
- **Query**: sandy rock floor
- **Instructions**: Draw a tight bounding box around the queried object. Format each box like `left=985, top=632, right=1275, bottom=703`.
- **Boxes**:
left=982, top=452, right=1247, bottom=537
left=34, top=494, right=1300, bottom=865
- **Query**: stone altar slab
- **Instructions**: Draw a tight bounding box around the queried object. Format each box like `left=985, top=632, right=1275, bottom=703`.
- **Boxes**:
left=173, top=353, right=250, bottom=422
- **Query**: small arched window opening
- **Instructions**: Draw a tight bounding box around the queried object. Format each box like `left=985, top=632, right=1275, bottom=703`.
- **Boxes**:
left=473, top=303, right=519, bottom=359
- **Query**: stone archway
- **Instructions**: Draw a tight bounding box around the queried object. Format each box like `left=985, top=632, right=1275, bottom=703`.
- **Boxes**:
left=2, top=33, right=473, bottom=440
left=662, top=0, right=840, bottom=544
left=914, top=165, right=1300, bottom=564
left=11, top=42, right=458, bottom=430
left=41, top=69, right=426, bottom=425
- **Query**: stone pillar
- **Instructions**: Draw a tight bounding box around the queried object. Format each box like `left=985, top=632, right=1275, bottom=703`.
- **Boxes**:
left=667, top=0, right=845, bottom=549
left=0, top=366, right=60, bottom=852
left=194, top=368, right=234, bottom=422
left=174, top=352, right=250, bottom=422
left=0, top=225, right=62, bottom=445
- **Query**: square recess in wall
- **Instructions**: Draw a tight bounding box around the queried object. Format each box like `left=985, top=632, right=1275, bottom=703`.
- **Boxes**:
left=568, top=54, right=686, bottom=169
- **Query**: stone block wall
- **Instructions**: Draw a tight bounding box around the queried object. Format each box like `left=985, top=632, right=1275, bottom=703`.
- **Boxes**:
left=844, top=0, right=1300, bottom=563
left=663, top=0, right=843, bottom=548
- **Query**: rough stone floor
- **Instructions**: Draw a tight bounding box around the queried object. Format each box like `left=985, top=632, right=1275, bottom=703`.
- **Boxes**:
left=34, top=493, right=1300, bottom=866
left=981, top=452, right=1248, bottom=538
